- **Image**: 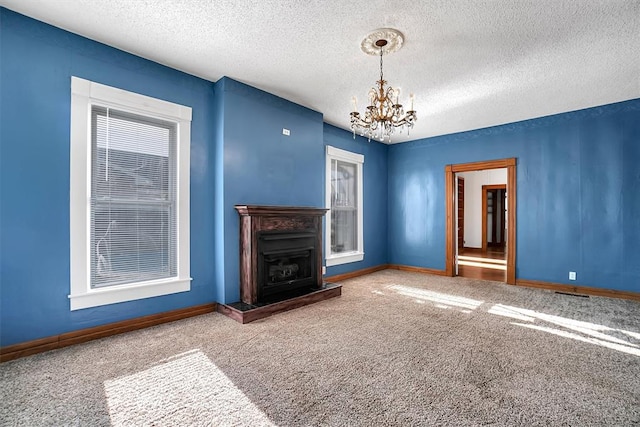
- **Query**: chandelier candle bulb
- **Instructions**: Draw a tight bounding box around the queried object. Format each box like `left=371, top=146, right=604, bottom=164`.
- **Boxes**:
left=410, top=93, right=414, bottom=111
left=351, top=96, right=358, bottom=112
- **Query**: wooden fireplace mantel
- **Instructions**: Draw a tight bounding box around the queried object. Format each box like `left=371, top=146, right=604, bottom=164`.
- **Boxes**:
left=235, top=205, right=328, bottom=305
left=235, top=205, right=329, bottom=217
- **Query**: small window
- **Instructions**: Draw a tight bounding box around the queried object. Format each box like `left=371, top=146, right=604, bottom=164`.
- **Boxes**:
left=325, top=146, right=364, bottom=266
left=70, top=77, right=192, bottom=310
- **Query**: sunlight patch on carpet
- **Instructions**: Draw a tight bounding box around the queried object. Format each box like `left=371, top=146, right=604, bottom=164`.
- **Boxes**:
left=388, top=284, right=484, bottom=310
left=104, top=349, right=276, bottom=426
left=621, top=330, right=640, bottom=340
left=488, top=304, right=537, bottom=322
left=490, top=304, right=639, bottom=346
left=488, top=303, right=640, bottom=356
left=512, top=322, right=640, bottom=356
left=386, top=283, right=639, bottom=356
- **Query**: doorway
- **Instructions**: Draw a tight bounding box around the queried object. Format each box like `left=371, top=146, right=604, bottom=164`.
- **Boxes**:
left=445, top=158, right=516, bottom=284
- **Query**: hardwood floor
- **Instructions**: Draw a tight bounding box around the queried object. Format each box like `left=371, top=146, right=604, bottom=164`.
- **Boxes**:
left=459, top=247, right=506, bottom=260
left=457, top=264, right=506, bottom=281
left=457, top=247, right=506, bottom=282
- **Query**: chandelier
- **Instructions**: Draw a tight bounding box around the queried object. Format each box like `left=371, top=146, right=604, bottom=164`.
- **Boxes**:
left=350, top=28, right=417, bottom=142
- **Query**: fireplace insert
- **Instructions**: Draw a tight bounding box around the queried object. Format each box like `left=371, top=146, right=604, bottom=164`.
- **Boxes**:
left=257, top=231, right=316, bottom=300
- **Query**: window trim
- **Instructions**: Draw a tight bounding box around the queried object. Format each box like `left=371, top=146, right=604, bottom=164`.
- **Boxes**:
left=69, top=77, right=192, bottom=310
left=325, top=145, right=364, bottom=267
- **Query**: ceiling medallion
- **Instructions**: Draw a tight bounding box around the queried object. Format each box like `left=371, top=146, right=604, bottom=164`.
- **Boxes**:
left=350, top=28, right=417, bottom=142
left=360, top=28, right=404, bottom=56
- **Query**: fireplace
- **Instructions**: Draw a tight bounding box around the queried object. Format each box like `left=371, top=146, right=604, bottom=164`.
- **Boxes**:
left=258, top=231, right=316, bottom=300
left=218, top=205, right=341, bottom=323
left=235, top=205, right=328, bottom=305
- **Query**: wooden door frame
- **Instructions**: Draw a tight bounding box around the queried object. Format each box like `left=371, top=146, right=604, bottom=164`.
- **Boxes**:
left=445, top=158, right=517, bottom=284
left=481, top=184, right=506, bottom=252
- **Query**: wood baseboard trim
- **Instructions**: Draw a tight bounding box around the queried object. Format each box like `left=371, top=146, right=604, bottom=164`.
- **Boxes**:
left=324, top=264, right=389, bottom=283
left=387, top=264, right=449, bottom=276
left=515, top=279, right=640, bottom=302
left=0, top=303, right=217, bottom=363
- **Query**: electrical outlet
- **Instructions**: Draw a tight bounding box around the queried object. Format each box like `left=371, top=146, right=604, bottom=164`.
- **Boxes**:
left=569, top=271, right=576, bottom=281
left=322, top=266, right=326, bottom=275
left=282, top=128, right=290, bottom=136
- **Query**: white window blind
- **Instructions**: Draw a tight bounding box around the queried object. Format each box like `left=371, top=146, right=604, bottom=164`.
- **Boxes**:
left=90, top=106, right=177, bottom=288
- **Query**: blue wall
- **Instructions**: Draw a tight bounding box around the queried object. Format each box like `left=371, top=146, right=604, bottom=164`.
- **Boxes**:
left=0, top=9, right=217, bottom=346
left=0, top=9, right=391, bottom=344
left=388, top=99, right=640, bottom=292
left=215, top=78, right=325, bottom=304
left=1, top=8, right=638, bottom=348
left=323, top=124, right=389, bottom=277
left=213, top=80, right=389, bottom=303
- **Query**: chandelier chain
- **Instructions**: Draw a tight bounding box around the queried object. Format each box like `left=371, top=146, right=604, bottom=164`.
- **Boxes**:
left=379, top=48, right=384, bottom=83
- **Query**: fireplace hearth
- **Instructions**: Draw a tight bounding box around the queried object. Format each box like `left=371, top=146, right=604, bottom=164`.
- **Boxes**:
left=217, top=205, right=342, bottom=323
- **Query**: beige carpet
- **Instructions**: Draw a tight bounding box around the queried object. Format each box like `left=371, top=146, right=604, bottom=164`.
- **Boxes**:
left=1, top=270, right=639, bottom=426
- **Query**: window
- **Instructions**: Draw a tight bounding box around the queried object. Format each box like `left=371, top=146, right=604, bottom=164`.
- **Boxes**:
left=325, top=146, right=364, bottom=266
left=70, top=77, right=191, bottom=310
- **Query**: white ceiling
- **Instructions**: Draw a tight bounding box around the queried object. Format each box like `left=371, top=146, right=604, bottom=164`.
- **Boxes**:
left=3, top=0, right=639, bottom=143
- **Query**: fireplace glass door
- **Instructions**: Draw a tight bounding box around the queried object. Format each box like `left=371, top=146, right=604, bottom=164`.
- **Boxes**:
left=258, top=231, right=316, bottom=300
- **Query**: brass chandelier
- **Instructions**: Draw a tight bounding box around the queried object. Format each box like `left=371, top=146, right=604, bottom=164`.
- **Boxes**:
left=350, top=29, right=417, bottom=142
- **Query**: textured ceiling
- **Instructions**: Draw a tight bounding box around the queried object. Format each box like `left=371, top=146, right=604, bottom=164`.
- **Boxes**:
left=3, top=0, right=639, bottom=143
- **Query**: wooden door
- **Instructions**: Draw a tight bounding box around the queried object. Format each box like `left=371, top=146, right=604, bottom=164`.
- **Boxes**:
left=457, top=177, right=465, bottom=249
left=482, top=185, right=506, bottom=251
